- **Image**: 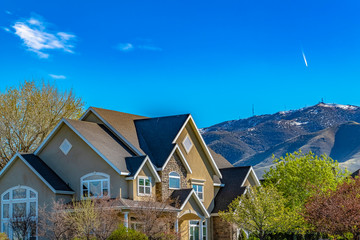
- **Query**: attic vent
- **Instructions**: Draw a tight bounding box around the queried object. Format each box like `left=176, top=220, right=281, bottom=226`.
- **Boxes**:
left=182, top=135, right=193, bottom=153
left=60, top=139, right=72, bottom=155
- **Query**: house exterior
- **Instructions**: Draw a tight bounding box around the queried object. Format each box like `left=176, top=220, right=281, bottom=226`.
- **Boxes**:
left=0, top=107, right=260, bottom=240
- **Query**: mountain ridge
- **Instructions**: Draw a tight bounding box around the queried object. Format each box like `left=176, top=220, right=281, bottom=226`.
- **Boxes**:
left=202, top=103, right=360, bottom=177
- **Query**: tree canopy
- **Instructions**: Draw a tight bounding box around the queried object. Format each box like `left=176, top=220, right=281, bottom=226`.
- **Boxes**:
left=263, top=150, right=348, bottom=210
left=219, top=185, right=300, bottom=240
left=0, top=80, right=84, bottom=167
left=303, top=177, right=360, bottom=239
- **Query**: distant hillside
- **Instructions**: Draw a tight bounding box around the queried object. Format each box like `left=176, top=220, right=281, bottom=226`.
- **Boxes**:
left=202, top=103, right=360, bottom=177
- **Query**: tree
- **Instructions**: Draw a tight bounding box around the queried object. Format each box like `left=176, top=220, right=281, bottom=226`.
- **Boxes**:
left=130, top=196, right=179, bottom=240
left=303, top=177, right=360, bottom=239
left=38, top=200, right=74, bottom=240
left=219, top=185, right=298, bottom=240
left=108, top=225, right=148, bottom=240
left=0, top=80, right=84, bottom=167
left=263, top=151, right=348, bottom=210
left=9, top=208, right=36, bottom=240
left=68, top=197, right=120, bottom=240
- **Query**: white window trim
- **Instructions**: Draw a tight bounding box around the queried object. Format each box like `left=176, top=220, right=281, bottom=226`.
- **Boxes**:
left=80, top=172, right=110, bottom=199
left=59, top=138, right=72, bottom=155
left=182, top=134, right=194, bottom=154
left=189, top=220, right=207, bottom=240
left=1, top=186, right=38, bottom=240
left=137, top=176, right=152, bottom=196
left=192, top=184, right=204, bottom=201
left=169, top=171, right=181, bottom=190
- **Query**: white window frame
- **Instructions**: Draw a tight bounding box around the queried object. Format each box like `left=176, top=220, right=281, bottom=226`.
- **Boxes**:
left=169, top=171, right=181, bottom=189
left=182, top=134, right=194, bottom=154
left=192, top=184, right=204, bottom=201
left=1, top=186, right=38, bottom=240
left=59, top=138, right=72, bottom=155
left=189, top=220, right=207, bottom=240
left=137, top=176, right=152, bottom=196
left=80, top=172, right=110, bottom=199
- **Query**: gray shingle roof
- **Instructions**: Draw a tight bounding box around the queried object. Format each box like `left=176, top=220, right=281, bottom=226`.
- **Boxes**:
left=212, top=166, right=251, bottom=213
left=125, top=156, right=147, bottom=177
left=20, top=153, right=73, bottom=192
left=209, top=148, right=233, bottom=169
left=170, top=188, right=193, bottom=208
left=66, top=119, right=135, bottom=173
left=351, top=169, right=360, bottom=178
left=134, top=114, right=190, bottom=168
left=90, top=107, right=147, bottom=155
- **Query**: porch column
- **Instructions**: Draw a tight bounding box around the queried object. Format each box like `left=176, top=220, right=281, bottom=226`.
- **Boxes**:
left=175, top=218, right=179, bottom=233
left=204, top=218, right=208, bottom=240
left=199, top=217, right=204, bottom=240
left=124, top=212, right=129, bottom=228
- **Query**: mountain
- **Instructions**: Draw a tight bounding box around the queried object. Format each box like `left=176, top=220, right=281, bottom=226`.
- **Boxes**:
left=202, top=103, right=360, bottom=176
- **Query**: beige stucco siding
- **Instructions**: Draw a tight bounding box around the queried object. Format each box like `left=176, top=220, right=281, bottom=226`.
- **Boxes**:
left=176, top=124, right=216, bottom=212
left=38, top=124, right=128, bottom=199
left=129, top=163, right=157, bottom=200
left=0, top=157, right=58, bottom=214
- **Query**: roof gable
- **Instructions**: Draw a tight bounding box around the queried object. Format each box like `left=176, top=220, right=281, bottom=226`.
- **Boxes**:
left=35, top=119, right=133, bottom=176
left=134, top=114, right=190, bottom=168
left=212, top=166, right=260, bottom=213
left=0, top=153, right=74, bottom=194
left=125, top=156, right=161, bottom=182
left=81, top=107, right=147, bottom=156
left=173, top=116, right=222, bottom=178
left=171, top=189, right=210, bottom=218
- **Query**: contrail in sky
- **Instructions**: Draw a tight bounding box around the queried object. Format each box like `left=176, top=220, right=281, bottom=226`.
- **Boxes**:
left=302, top=50, right=308, bottom=67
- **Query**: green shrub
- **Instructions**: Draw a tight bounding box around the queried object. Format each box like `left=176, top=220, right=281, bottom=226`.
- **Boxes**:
left=238, top=229, right=247, bottom=240
left=0, top=233, right=9, bottom=240
left=108, top=225, right=148, bottom=240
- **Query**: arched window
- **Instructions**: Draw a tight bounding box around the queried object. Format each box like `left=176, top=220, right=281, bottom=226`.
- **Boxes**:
left=169, top=172, right=180, bottom=189
left=1, top=186, right=38, bottom=240
left=81, top=172, right=110, bottom=198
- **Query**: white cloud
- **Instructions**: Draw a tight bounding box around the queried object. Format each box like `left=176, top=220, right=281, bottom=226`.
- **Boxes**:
left=2, top=27, right=10, bottom=32
left=49, top=74, right=66, bottom=79
left=5, top=11, right=12, bottom=15
left=11, top=16, right=76, bottom=58
left=117, top=43, right=134, bottom=52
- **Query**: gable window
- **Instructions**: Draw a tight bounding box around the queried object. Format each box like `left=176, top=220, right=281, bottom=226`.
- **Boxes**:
left=169, top=172, right=180, bottom=189
left=81, top=172, right=109, bottom=198
left=59, top=139, right=72, bottom=155
left=182, top=135, right=193, bottom=153
left=138, top=176, right=151, bottom=196
left=192, top=184, right=204, bottom=201
left=1, top=186, right=38, bottom=240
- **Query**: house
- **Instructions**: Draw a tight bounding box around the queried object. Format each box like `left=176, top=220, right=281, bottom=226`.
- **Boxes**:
left=0, top=107, right=260, bottom=240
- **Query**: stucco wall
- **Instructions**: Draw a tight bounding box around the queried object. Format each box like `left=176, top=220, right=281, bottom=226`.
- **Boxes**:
left=38, top=124, right=128, bottom=199
left=176, top=123, right=216, bottom=212
left=0, top=157, right=59, bottom=216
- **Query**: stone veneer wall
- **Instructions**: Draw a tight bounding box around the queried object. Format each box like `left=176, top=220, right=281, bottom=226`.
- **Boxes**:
left=213, top=216, right=238, bottom=240
left=156, top=152, right=188, bottom=201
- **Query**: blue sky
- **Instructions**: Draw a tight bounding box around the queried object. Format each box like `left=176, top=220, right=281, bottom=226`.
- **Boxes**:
left=0, top=0, right=360, bottom=127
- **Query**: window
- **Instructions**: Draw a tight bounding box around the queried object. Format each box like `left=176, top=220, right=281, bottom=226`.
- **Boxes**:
left=59, top=139, right=72, bottom=155
left=182, top=135, right=193, bottom=153
left=169, top=172, right=180, bottom=189
left=1, top=186, right=38, bottom=240
left=138, top=177, right=151, bottom=196
left=192, top=184, right=204, bottom=201
left=189, top=220, right=207, bottom=240
left=81, top=172, right=110, bottom=198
